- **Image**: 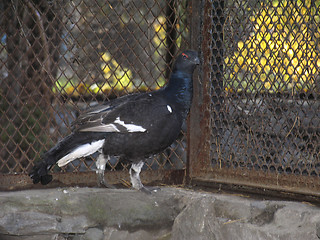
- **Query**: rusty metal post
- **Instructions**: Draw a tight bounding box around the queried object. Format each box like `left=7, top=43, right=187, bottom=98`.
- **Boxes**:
left=187, top=0, right=213, bottom=181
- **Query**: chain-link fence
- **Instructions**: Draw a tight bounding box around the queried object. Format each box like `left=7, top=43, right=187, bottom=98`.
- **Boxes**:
left=0, top=0, right=190, bottom=189
left=189, top=0, right=320, bottom=198
left=1, top=0, right=320, bottom=198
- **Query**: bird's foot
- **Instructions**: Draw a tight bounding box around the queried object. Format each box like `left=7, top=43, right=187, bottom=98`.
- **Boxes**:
left=98, top=179, right=117, bottom=189
left=140, top=186, right=161, bottom=194
left=96, top=154, right=116, bottom=188
left=129, top=161, right=160, bottom=194
left=97, top=170, right=116, bottom=189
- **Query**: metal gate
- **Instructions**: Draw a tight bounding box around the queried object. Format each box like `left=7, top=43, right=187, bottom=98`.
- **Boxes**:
left=189, top=0, right=320, bottom=200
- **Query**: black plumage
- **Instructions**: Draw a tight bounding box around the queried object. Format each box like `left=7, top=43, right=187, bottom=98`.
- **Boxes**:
left=30, top=50, right=199, bottom=192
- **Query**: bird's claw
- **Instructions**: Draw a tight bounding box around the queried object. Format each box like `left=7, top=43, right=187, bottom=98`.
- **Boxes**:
left=97, top=171, right=116, bottom=189
left=140, top=186, right=161, bottom=194
left=98, top=180, right=117, bottom=189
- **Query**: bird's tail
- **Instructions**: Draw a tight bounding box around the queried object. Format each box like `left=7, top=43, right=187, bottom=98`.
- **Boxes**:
left=29, top=132, right=106, bottom=185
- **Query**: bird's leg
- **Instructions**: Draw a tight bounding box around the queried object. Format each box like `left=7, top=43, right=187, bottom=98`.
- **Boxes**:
left=96, top=153, right=115, bottom=188
left=129, top=161, right=144, bottom=190
left=129, top=161, right=159, bottom=194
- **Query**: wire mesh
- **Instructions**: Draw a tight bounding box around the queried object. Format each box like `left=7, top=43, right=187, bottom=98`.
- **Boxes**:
left=0, top=0, right=190, bottom=186
left=3, top=0, right=319, bottom=196
left=204, top=0, right=320, bottom=194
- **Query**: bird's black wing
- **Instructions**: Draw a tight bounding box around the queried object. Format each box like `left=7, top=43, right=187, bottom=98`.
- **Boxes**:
left=72, top=93, right=137, bottom=128
left=71, top=91, right=174, bottom=134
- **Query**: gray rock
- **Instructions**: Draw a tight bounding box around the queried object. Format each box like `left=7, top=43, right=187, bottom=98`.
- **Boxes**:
left=171, top=193, right=320, bottom=240
left=0, top=212, right=59, bottom=235
left=0, top=234, right=58, bottom=240
left=1, top=187, right=320, bottom=240
left=81, top=228, right=103, bottom=240
left=0, top=187, right=183, bottom=237
left=103, top=227, right=170, bottom=240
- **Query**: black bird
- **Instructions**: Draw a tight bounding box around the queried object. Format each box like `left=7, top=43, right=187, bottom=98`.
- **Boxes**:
left=30, top=50, right=200, bottom=193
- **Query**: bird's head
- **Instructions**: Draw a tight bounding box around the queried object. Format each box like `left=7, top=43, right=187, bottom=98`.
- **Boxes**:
left=164, top=50, right=199, bottom=109
left=172, top=50, right=200, bottom=74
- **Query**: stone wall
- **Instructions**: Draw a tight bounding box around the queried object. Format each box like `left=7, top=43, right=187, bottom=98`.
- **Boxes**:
left=1, top=187, right=320, bottom=240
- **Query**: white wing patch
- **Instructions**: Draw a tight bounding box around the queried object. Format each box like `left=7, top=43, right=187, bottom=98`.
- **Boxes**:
left=167, top=105, right=172, bottom=113
left=114, top=117, right=146, bottom=132
left=78, top=117, right=146, bottom=133
left=57, top=139, right=105, bottom=167
left=80, top=124, right=120, bottom=133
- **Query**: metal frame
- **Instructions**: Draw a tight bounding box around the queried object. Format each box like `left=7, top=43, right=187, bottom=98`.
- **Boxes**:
left=188, top=0, right=320, bottom=201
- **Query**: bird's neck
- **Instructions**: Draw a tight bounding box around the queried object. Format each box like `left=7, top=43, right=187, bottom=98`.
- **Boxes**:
left=164, top=70, right=193, bottom=113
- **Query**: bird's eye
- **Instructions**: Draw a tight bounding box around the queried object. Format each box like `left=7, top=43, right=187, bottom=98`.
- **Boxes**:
left=182, top=53, right=188, bottom=60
